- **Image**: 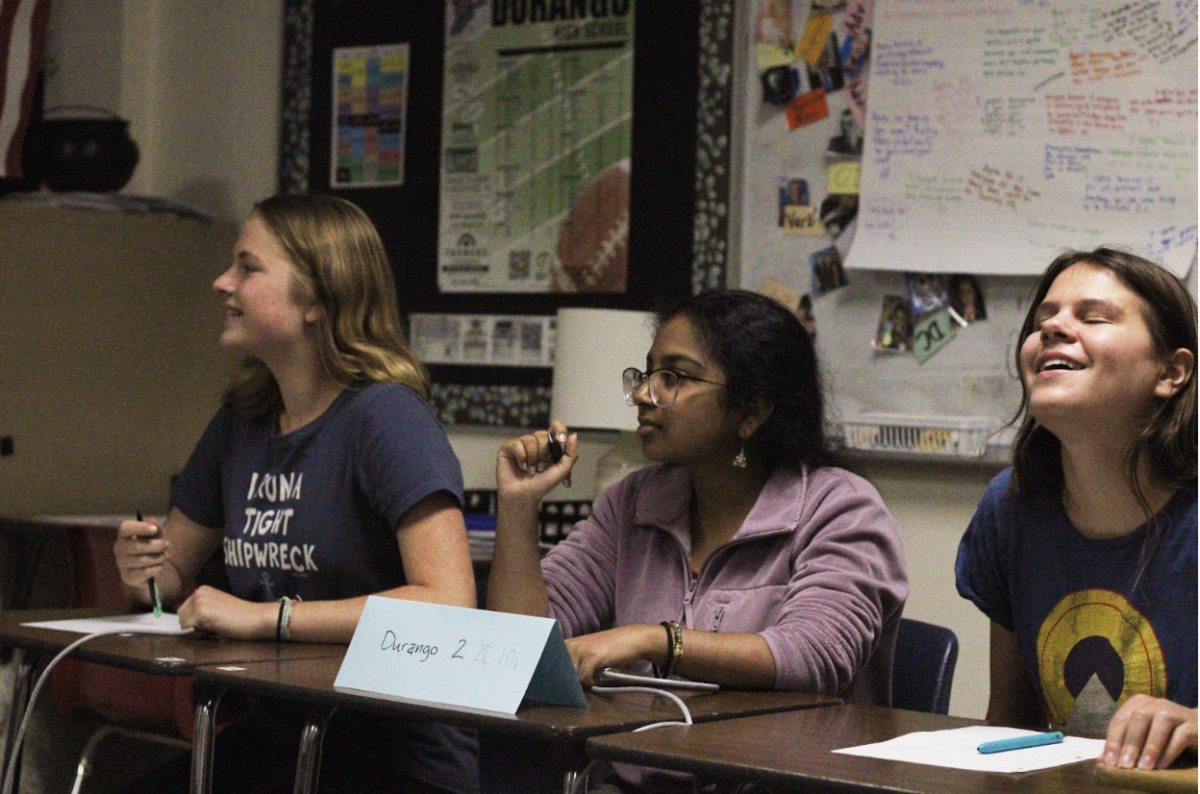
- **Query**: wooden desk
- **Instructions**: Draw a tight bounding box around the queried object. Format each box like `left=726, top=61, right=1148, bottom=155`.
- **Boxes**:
left=190, top=652, right=840, bottom=794
left=0, top=516, right=73, bottom=611
left=587, top=704, right=1146, bottom=794
left=0, top=608, right=343, bottom=792
left=1094, top=762, right=1198, bottom=794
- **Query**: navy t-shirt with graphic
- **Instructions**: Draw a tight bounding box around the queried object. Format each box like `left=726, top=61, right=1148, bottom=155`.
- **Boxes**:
left=956, top=468, right=1197, bottom=738
left=172, top=381, right=478, bottom=793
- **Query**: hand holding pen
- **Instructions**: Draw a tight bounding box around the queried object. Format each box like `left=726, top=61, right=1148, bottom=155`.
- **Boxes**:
left=114, top=511, right=168, bottom=616
left=137, top=511, right=163, bottom=617
left=546, top=433, right=572, bottom=488
left=496, top=420, right=578, bottom=504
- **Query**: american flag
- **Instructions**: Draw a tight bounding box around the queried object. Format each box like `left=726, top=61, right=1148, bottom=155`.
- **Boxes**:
left=0, top=0, right=50, bottom=178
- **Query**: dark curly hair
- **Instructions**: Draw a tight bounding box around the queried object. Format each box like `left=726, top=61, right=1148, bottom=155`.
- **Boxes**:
left=657, top=290, right=831, bottom=470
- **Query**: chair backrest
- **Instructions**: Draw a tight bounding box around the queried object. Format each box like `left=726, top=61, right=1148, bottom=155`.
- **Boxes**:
left=891, top=617, right=959, bottom=715
left=52, top=523, right=197, bottom=739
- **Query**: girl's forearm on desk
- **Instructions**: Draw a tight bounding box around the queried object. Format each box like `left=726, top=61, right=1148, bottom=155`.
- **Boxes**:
left=487, top=497, right=550, bottom=617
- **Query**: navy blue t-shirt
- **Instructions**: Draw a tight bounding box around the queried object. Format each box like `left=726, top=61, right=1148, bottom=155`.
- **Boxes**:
left=172, top=381, right=463, bottom=602
left=172, top=381, right=478, bottom=794
left=957, top=469, right=1197, bottom=738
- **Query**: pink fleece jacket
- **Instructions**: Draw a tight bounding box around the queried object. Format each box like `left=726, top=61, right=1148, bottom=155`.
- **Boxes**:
left=542, top=462, right=908, bottom=704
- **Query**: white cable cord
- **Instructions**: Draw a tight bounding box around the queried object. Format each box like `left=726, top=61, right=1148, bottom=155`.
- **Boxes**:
left=2, top=632, right=119, bottom=794
left=590, top=685, right=694, bottom=731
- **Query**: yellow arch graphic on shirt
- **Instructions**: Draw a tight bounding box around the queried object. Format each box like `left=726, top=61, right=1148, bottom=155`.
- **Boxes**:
left=1037, top=589, right=1166, bottom=725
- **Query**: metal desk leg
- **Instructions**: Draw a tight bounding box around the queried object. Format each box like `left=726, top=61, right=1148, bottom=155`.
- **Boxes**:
left=563, top=760, right=597, bottom=794
left=189, top=686, right=225, bottom=794
left=2, top=648, right=42, bottom=794
left=293, top=706, right=337, bottom=794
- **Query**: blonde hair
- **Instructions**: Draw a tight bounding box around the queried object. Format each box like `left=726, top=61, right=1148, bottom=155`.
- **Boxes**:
left=223, top=194, right=428, bottom=419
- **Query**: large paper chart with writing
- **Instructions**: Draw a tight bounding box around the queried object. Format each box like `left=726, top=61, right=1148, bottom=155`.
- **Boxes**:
left=438, top=2, right=634, bottom=293
left=846, top=0, right=1197, bottom=276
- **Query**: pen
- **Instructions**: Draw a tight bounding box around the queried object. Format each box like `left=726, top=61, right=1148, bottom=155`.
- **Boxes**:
left=978, top=732, right=1064, bottom=754
left=137, top=510, right=163, bottom=618
left=546, top=434, right=572, bottom=488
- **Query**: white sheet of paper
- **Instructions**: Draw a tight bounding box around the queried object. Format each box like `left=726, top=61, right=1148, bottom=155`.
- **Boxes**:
left=834, top=726, right=1105, bottom=773
left=22, top=613, right=193, bottom=636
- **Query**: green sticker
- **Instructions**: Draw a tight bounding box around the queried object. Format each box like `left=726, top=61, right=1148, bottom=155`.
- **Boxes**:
left=913, top=308, right=957, bottom=364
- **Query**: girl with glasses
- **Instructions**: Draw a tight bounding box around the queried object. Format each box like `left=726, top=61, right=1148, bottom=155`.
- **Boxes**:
left=956, top=248, right=1197, bottom=771
left=490, top=291, right=907, bottom=716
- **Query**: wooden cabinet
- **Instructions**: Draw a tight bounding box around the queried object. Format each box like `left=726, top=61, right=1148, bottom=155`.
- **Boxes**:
left=0, top=205, right=238, bottom=514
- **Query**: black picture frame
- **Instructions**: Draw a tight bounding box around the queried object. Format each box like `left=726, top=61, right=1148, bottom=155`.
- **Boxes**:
left=278, top=0, right=734, bottom=426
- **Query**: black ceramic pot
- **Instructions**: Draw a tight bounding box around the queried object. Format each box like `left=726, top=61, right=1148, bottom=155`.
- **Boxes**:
left=23, top=107, right=139, bottom=192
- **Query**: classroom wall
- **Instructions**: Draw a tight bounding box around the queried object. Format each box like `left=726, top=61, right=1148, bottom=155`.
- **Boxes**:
left=42, top=0, right=283, bottom=224
left=35, top=0, right=1036, bottom=721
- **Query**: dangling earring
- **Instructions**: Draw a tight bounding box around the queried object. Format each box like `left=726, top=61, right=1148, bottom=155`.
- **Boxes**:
left=733, top=440, right=748, bottom=469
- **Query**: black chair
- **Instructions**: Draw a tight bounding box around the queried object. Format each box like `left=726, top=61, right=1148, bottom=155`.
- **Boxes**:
left=892, top=617, right=959, bottom=714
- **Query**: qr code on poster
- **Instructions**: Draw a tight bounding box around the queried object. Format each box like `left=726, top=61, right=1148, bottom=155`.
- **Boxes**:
left=508, top=250, right=531, bottom=280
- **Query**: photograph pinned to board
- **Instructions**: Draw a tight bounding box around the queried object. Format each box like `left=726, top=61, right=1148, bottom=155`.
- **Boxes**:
left=778, top=177, right=810, bottom=225
left=827, top=108, right=864, bottom=157
left=819, top=193, right=858, bottom=238
left=840, top=0, right=872, bottom=126
left=905, top=272, right=951, bottom=317
left=839, top=27, right=870, bottom=79
left=948, top=274, right=987, bottom=325
left=755, top=0, right=802, bottom=104
left=903, top=273, right=959, bottom=363
left=874, top=296, right=913, bottom=353
left=761, top=63, right=801, bottom=105
left=759, top=277, right=817, bottom=339
left=755, top=0, right=794, bottom=65
left=811, top=245, right=848, bottom=296
left=806, top=32, right=846, bottom=94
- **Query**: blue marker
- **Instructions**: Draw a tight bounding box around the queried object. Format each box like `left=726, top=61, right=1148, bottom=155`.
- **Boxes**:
left=978, top=732, right=1064, bottom=754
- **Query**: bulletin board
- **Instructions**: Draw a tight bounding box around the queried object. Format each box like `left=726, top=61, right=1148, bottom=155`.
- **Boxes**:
left=732, top=0, right=1197, bottom=456
left=278, top=0, right=739, bottom=427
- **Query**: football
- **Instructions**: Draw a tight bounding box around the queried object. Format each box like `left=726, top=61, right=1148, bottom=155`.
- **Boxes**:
left=554, top=158, right=630, bottom=293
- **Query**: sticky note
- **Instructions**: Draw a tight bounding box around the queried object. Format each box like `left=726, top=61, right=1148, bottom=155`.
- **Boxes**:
left=756, top=43, right=797, bottom=70
left=828, top=162, right=861, bottom=195
left=783, top=205, right=825, bottom=235
left=797, top=12, right=835, bottom=65
left=787, top=88, right=829, bottom=130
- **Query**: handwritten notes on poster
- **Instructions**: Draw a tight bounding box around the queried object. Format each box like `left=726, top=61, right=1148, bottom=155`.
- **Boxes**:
left=845, top=0, right=1197, bottom=276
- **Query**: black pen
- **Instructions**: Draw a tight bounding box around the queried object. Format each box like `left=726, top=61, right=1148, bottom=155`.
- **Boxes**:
left=546, top=434, right=572, bottom=488
left=137, top=510, right=163, bottom=618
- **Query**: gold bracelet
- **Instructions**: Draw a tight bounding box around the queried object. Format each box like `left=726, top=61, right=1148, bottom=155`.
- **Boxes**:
left=660, top=619, right=683, bottom=677
left=669, top=620, right=683, bottom=668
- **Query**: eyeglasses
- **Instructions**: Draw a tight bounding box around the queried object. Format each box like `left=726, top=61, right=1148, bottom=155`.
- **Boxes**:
left=622, top=367, right=725, bottom=408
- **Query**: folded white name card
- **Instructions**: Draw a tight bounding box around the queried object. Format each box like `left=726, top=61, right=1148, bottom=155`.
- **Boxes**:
left=334, top=596, right=588, bottom=714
